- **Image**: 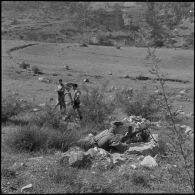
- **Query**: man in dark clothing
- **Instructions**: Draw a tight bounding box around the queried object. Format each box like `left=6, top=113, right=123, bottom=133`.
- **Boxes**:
left=64, top=83, right=83, bottom=121
left=55, top=79, right=66, bottom=111
left=72, top=83, right=82, bottom=120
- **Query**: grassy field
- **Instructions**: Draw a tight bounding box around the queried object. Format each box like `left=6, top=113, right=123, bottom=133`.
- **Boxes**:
left=2, top=39, right=194, bottom=109
left=1, top=39, right=194, bottom=193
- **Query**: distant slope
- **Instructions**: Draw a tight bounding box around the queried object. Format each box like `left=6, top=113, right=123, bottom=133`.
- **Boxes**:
left=2, top=2, right=194, bottom=48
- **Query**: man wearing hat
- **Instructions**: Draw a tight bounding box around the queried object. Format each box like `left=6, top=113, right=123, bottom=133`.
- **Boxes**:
left=77, top=121, right=131, bottom=152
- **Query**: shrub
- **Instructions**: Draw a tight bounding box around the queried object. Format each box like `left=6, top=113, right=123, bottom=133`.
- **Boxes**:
left=19, top=61, right=30, bottom=69
left=5, top=124, right=47, bottom=152
left=1, top=168, right=16, bottom=179
left=32, top=65, right=41, bottom=74
left=115, top=87, right=161, bottom=121
left=2, top=95, right=34, bottom=124
left=131, top=171, right=149, bottom=187
left=45, top=128, right=82, bottom=152
left=80, top=85, right=115, bottom=130
left=5, top=123, right=81, bottom=153
left=32, top=104, right=61, bottom=128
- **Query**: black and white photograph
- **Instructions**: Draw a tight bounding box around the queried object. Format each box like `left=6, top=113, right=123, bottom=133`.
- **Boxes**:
left=1, top=1, right=194, bottom=193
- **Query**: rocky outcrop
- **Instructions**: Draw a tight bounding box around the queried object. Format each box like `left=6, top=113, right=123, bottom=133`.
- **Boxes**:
left=125, top=134, right=159, bottom=156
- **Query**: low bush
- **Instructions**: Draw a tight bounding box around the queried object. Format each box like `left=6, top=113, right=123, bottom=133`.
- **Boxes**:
left=19, top=61, right=30, bottom=69
left=80, top=85, right=115, bottom=130
left=131, top=170, right=150, bottom=187
left=5, top=124, right=47, bottom=152
left=31, top=104, right=61, bottom=128
left=2, top=95, right=34, bottom=124
left=5, top=123, right=81, bottom=153
left=1, top=168, right=16, bottom=179
left=45, top=128, right=81, bottom=152
left=32, top=65, right=42, bottom=74
left=115, top=87, right=162, bottom=121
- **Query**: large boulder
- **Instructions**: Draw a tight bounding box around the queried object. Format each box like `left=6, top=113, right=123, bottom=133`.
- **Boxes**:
left=125, top=134, right=159, bottom=156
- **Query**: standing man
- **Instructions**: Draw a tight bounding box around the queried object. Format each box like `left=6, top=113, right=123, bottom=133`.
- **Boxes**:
left=55, top=79, right=66, bottom=112
left=64, top=83, right=73, bottom=104
left=64, top=83, right=82, bottom=121
left=72, top=83, right=83, bottom=120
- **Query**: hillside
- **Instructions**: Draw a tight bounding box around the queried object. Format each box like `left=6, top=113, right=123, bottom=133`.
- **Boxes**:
left=2, top=2, right=194, bottom=48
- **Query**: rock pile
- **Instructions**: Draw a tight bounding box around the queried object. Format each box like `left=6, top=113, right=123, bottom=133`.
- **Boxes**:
left=58, top=130, right=160, bottom=170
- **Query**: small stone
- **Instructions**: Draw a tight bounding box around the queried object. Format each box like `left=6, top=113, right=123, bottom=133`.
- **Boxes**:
left=84, top=78, right=89, bottom=82
left=140, top=155, right=158, bottom=168
left=130, top=164, right=137, bottom=169
left=38, top=77, right=50, bottom=83
left=175, top=94, right=182, bottom=99
left=123, top=75, right=130, bottom=79
left=185, top=126, right=193, bottom=134
left=32, top=108, right=40, bottom=112
left=179, top=90, right=186, bottom=95
left=39, top=103, right=46, bottom=107
left=112, top=153, right=126, bottom=164
left=86, top=148, right=97, bottom=158
left=21, top=184, right=32, bottom=192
